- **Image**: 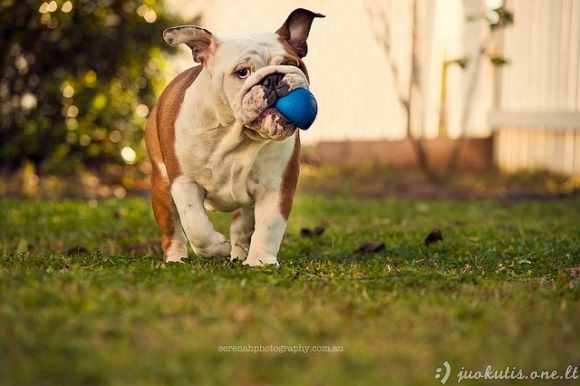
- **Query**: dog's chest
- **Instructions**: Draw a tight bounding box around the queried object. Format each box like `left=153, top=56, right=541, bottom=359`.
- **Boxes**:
left=175, top=126, right=295, bottom=212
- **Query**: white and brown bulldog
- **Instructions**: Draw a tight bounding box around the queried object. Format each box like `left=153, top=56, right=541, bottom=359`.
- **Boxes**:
left=145, top=9, right=324, bottom=266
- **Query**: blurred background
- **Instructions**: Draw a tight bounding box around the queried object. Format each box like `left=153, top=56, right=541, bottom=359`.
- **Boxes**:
left=1, top=0, right=579, bottom=197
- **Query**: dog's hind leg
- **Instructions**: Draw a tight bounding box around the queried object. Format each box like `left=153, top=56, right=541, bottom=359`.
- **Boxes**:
left=150, top=162, right=188, bottom=262
left=230, top=206, right=255, bottom=262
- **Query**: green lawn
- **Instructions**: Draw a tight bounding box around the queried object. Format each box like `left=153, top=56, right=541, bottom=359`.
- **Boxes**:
left=1, top=185, right=579, bottom=384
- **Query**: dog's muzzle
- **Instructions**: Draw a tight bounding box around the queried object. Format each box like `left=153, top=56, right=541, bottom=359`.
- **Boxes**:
left=233, top=66, right=309, bottom=140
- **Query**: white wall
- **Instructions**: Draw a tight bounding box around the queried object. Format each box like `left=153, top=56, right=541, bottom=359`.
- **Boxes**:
left=165, top=0, right=494, bottom=145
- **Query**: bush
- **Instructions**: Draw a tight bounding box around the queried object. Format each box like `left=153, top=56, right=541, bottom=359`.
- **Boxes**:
left=0, top=0, right=187, bottom=173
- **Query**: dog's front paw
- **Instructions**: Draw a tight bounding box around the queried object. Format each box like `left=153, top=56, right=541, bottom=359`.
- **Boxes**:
left=231, top=243, right=249, bottom=262
left=242, top=252, right=279, bottom=267
left=192, top=233, right=232, bottom=259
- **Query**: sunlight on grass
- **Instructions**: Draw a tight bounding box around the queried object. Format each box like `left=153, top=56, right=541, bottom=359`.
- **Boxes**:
left=1, top=195, right=579, bottom=384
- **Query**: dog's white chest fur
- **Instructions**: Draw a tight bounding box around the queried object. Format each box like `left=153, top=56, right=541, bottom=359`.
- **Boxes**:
left=172, top=70, right=296, bottom=212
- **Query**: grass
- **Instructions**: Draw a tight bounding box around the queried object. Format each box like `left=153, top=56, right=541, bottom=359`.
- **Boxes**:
left=1, top=170, right=579, bottom=385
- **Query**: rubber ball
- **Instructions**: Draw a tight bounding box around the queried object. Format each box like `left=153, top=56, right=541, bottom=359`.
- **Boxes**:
left=274, top=88, right=318, bottom=130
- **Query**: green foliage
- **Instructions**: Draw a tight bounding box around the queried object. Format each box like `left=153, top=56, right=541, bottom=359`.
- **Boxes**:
left=447, top=56, right=470, bottom=69
left=460, top=3, right=514, bottom=70
left=490, top=55, right=510, bottom=67
left=489, top=6, right=514, bottom=30
left=0, top=0, right=186, bottom=172
left=0, top=195, right=579, bottom=384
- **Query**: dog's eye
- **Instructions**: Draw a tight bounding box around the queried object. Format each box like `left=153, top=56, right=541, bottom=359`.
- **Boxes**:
left=236, top=68, right=251, bottom=79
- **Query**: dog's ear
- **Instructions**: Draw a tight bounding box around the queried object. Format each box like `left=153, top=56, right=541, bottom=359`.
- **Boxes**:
left=163, top=26, right=218, bottom=66
left=276, top=8, right=325, bottom=58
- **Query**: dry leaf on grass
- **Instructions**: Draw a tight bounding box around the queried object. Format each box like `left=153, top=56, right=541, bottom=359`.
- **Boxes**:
left=564, top=267, right=580, bottom=277
left=355, top=241, right=385, bottom=253
left=425, top=229, right=443, bottom=246
left=300, top=226, right=326, bottom=238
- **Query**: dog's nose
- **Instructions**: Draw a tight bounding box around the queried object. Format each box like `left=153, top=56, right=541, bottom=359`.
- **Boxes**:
left=263, top=73, right=290, bottom=95
left=260, top=73, right=283, bottom=89
left=260, top=74, right=290, bottom=105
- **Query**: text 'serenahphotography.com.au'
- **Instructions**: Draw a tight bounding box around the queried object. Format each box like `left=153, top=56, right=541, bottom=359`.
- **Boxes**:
left=218, top=345, right=344, bottom=354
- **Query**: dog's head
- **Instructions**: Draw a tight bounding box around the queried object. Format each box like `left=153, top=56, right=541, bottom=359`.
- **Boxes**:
left=163, top=9, right=324, bottom=140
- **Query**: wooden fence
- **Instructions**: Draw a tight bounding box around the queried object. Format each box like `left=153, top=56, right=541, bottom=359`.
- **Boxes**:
left=491, top=0, right=580, bottom=175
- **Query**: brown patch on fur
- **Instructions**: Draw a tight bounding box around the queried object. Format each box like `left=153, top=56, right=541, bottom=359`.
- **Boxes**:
left=279, top=134, right=301, bottom=220
left=152, top=65, right=201, bottom=180
left=146, top=103, right=178, bottom=259
left=273, top=36, right=306, bottom=221
left=276, top=38, right=311, bottom=83
left=145, top=65, right=201, bottom=259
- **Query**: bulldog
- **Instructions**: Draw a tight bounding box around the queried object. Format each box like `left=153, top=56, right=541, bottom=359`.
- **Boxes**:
left=145, top=9, right=324, bottom=266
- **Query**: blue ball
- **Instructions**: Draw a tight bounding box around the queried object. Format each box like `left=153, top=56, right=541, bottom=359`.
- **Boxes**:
left=274, top=88, right=318, bottom=130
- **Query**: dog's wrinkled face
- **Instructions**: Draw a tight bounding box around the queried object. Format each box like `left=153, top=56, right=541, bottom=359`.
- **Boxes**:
left=163, top=9, right=324, bottom=140
left=223, top=36, right=309, bottom=140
